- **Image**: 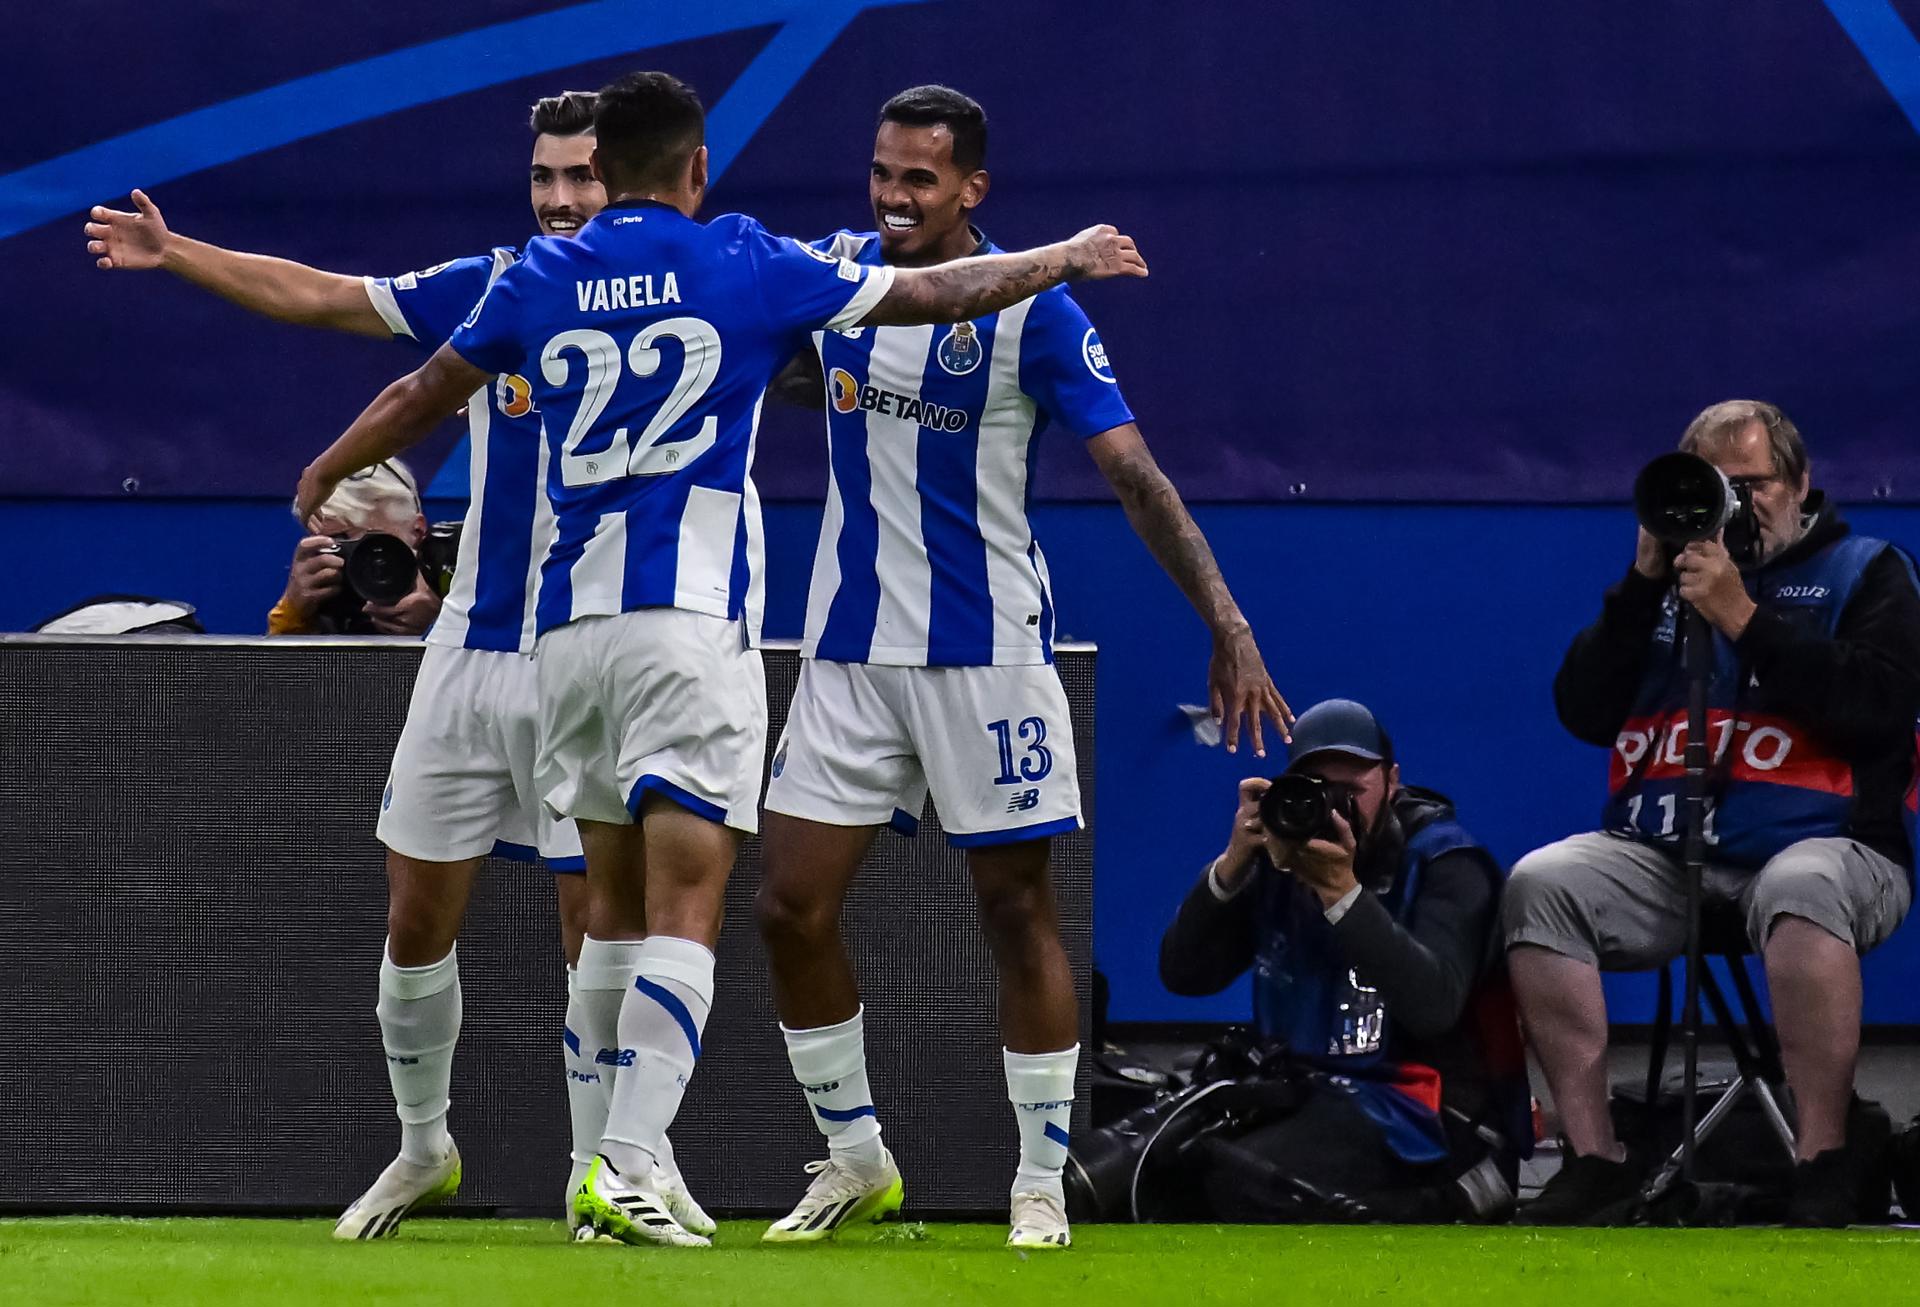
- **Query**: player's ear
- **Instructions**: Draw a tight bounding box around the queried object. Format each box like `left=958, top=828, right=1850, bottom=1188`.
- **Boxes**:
left=962, top=168, right=990, bottom=212
left=689, top=145, right=710, bottom=198
left=588, top=148, right=608, bottom=188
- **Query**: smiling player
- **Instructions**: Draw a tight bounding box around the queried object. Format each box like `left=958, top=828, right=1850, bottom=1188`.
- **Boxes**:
left=754, top=86, right=1290, bottom=1250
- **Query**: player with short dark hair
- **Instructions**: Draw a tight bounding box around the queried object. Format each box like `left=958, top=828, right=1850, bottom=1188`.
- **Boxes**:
left=292, top=66, right=1152, bottom=1249
left=85, top=90, right=711, bottom=1242
left=752, top=85, right=1289, bottom=1250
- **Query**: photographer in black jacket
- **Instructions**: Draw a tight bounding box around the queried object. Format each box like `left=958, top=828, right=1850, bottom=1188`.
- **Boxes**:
left=1158, top=699, right=1525, bottom=1222
left=1505, top=400, right=1920, bottom=1226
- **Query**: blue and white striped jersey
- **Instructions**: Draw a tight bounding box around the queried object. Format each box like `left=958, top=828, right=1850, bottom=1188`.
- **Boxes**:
left=365, top=248, right=554, bottom=655
left=448, top=201, right=894, bottom=640
left=802, top=232, right=1135, bottom=667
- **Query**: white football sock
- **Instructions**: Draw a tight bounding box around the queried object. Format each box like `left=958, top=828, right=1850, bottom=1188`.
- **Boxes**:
left=653, top=1128, right=686, bottom=1188
left=600, top=936, right=714, bottom=1181
left=573, top=936, right=648, bottom=1092
left=782, top=1007, right=885, bottom=1172
left=1004, top=1044, right=1079, bottom=1200
left=563, top=966, right=610, bottom=1168
left=376, top=942, right=461, bottom=1166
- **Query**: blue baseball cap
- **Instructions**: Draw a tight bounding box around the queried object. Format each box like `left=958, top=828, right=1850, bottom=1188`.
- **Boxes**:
left=1285, top=698, right=1393, bottom=770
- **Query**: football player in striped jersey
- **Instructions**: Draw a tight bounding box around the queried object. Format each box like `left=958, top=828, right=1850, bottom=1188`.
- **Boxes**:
left=755, top=86, right=1291, bottom=1250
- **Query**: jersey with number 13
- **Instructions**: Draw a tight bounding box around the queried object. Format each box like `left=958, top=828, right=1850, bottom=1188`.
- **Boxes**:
left=449, top=199, right=895, bottom=640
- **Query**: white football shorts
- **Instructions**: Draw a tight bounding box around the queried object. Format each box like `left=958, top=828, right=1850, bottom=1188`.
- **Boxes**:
left=534, top=608, right=768, bottom=833
left=764, top=659, right=1082, bottom=846
left=377, top=644, right=585, bottom=870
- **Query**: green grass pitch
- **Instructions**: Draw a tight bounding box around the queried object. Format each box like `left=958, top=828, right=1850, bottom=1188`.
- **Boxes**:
left=4, top=1217, right=1917, bottom=1306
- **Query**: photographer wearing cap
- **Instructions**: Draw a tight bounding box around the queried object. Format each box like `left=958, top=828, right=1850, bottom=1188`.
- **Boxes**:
left=1152, top=699, right=1524, bottom=1222
left=269, top=458, right=442, bottom=636
left=1505, top=400, right=1920, bottom=1226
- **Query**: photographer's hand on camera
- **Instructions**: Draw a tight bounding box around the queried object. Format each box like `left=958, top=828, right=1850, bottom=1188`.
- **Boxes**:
left=280, top=534, right=347, bottom=623
left=1278, top=808, right=1361, bottom=909
left=362, top=579, right=440, bottom=636
left=1674, top=536, right=1757, bottom=639
left=1212, top=777, right=1273, bottom=895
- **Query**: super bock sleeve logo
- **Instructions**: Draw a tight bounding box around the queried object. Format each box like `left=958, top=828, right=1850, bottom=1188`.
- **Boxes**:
left=1082, top=328, right=1117, bottom=383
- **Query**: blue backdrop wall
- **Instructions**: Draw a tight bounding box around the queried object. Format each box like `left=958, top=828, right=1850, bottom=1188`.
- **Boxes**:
left=9, top=0, right=1920, bottom=1024
left=5, top=498, right=1918, bottom=1025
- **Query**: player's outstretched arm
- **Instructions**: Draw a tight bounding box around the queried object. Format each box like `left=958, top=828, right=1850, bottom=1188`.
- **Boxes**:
left=858, top=224, right=1147, bottom=328
left=1087, top=423, right=1293, bottom=756
left=295, top=345, right=492, bottom=522
left=85, top=189, right=389, bottom=338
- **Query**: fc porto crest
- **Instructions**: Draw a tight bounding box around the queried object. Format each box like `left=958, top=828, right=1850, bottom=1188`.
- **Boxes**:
left=936, top=322, right=984, bottom=376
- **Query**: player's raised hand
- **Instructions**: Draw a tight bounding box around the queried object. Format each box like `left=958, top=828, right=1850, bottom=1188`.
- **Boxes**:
left=1210, top=627, right=1293, bottom=757
left=1061, top=225, right=1148, bottom=282
left=294, top=463, right=339, bottom=528
left=85, top=189, right=170, bottom=270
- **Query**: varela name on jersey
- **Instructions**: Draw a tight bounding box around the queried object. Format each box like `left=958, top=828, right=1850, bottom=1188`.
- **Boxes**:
left=803, top=230, right=1134, bottom=669
left=574, top=272, right=682, bottom=311
left=447, top=201, right=893, bottom=643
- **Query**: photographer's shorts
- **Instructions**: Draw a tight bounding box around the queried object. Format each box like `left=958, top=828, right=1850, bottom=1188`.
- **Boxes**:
left=764, top=659, right=1083, bottom=846
left=533, top=608, right=767, bottom=834
left=1502, top=830, right=1912, bottom=967
left=377, top=644, right=585, bottom=870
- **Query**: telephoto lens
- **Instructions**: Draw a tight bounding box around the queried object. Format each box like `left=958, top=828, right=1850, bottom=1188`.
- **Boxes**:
left=1633, top=451, right=1762, bottom=565
left=1633, top=452, right=1736, bottom=545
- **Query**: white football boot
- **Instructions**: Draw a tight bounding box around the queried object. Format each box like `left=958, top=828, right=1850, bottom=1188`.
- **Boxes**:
left=1007, top=1188, right=1071, bottom=1250
left=570, top=1155, right=709, bottom=1248
left=762, top=1147, right=904, bottom=1243
left=333, top=1143, right=462, bottom=1241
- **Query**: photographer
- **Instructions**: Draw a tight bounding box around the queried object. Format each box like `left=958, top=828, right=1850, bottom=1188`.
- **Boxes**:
left=1155, top=699, right=1522, bottom=1222
left=1505, top=400, right=1920, bottom=1226
left=268, top=459, right=441, bottom=636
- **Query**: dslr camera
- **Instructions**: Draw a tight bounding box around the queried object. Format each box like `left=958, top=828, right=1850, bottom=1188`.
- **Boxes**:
left=312, top=521, right=463, bottom=633
left=1633, top=451, right=1761, bottom=566
left=1258, top=773, right=1361, bottom=843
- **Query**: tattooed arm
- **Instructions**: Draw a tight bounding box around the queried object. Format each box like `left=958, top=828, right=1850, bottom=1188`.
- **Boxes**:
left=1087, top=423, right=1293, bottom=754
left=856, top=224, right=1147, bottom=327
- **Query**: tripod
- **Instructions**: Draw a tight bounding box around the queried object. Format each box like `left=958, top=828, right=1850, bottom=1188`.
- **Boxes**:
left=1640, top=602, right=1799, bottom=1208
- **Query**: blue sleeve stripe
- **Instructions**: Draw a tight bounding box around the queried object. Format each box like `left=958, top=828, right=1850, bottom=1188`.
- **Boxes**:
left=633, top=975, right=703, bottom=1060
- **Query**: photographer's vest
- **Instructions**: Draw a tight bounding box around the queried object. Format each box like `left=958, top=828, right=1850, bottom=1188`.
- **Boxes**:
left=1603, top=534, right=1920, bottom=869
left=1251, top=815, right=1513, bottom=1163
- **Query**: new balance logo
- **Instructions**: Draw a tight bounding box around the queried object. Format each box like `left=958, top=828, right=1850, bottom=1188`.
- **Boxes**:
left=596, top=1048, right=636, bottom=1068
left=1007, top=789, right=1041, bottom=813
